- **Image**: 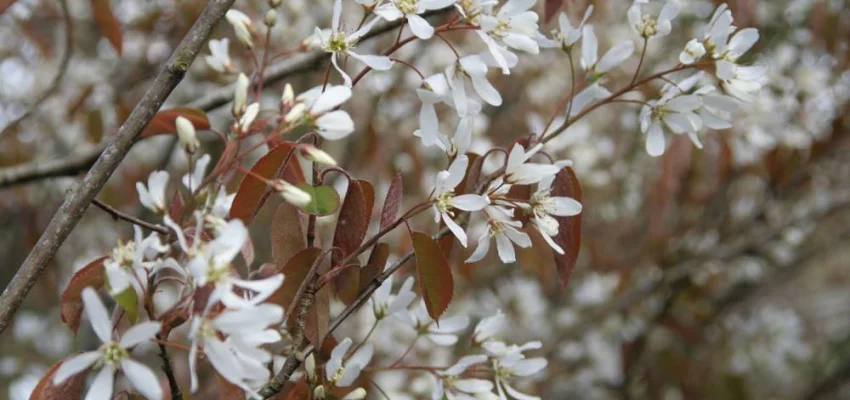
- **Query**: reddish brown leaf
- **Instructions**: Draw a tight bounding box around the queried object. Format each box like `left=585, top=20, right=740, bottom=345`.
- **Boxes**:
left=282, top=379, right=309, bottom=400
left=267, top=248, right=322, bottom=313
left=0, top=1, right=18, bottom=17
left=332, top=180, right=371, bottom=257
left=411, top=231, right=453, bottom=321
left=138, top=108, right=210, bottom=138
left=544, top=0, right=565, bottom=23
left=305, top=284, right=331, bottom=351
left=333, top=264, right=360, bottom=305
left=90, top=0, right=123, bottom=55
left=30, top=357, right=88, bottom=400
left=230, top=142, right=305, bottom=224
left=357, top=179, right=375, bottom=217
left=60, top=257, right=107, bottom=334
left=215, top=373, right=247, bottom=400
left=270, top=202, right=306, bottom=268
left=168, top=190, right=185, bottom=223
left=380, top=173, right=403, bottom=230
left=551, top=167, right=582, bottom=288
left=360, top=243, right=389, bottom=292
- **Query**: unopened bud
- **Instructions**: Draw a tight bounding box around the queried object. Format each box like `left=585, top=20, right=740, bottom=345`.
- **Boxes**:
left=313, top=386, right=326, bottom=400
left=268, top=0, right=282, bottom=7
left=284, top=103, right=306, bottom=123
left=341, top=388, right=367, bottom=400
left=281, top=83, right=295, bottom=108
left=305, top=354, right=317, bottom=383
left=175, top=116, right=200, bottom=153
left=264, top=10, right=277, bottom=27
left=273, top=179, right=311, bottom=207
left=239, top=103, right=260, bottom=132
left=233, top=73, right=250, bottom=116
left=301, top=145, right=337, bottom=166
left=226, top=10, right=254, bottom=48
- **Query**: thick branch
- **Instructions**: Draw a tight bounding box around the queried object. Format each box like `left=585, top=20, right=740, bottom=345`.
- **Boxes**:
left=0, top=0, right=237, bottom=336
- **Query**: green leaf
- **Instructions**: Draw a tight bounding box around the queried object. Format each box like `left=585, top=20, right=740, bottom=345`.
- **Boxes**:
left=411, top=231, right=454, bottom=321
left=113, top=286, right=139, bottom=324
left=296, top=184, right=340, bottom=216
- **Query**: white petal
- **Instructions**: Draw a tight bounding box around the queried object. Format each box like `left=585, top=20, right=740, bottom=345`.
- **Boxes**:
left=494, top=233, right=516, bottom=263
left=597, top=40, right=635, bottom=72
left=443, top=213, right=468, bottom=247
left=311, top=86, right=352, bottom=114
left=84, top=366, right=115, bottom=400
left=374, top=4, right=403, bottom=21
left=407, top=14, right=435, bottom=40
left=502, top=382, right=540, bottom=400
left=456, top=378, right=494, bottom=393
left=466, top=229, right=491, bottom=263
left=646, top=123, right=666, bottom=157
left=451, top=194, right=490, bottom=211
left=548, top=197, right=582, bottom=216
left=121, top=359, right=163, bottom=400
left=511, top=357, right=548, bottom=376
left=347, top=343, right=374, bottom=369
left=444, top=155, right=469, bottom=190
left=82, top=288, right=112, bottom=343
left=332, top=0, right=342, bottom=30
left=348, top=51, right=394, bottom=70
left=53, top=352, right=99, bottom=384
left=316, top=110, right=355, bottom=140
left=428, top=333, right=459, bottom=346
left=471, top=76, right=502, bottom=106
left=336, top=364, right=362, bottom=387
left=581, top=26, right=597, bottom=69
left=119, top=321, right=161, bottom=348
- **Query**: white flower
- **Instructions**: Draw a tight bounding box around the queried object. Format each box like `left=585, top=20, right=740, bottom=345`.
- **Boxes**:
left=272, top=179, right=313, bottom=207
left=233, top=73, right=250, bottom=116
left=479, top=0, right=540, bottom=55
left=301, top=145, right=337, bottom=166
left=226, top=10, right=254, bottom=47
left=325, top=337, right=374, bottom=387
left=504, top=143, right=561, bottom=185
left=175, top=116, right=200, bottom=153
left=237, top=102, right=260, bottom=133
left=181, top=219, right=284, bottom=309
left=466, top=206, right=531, bottom=264
left=375, top=0, right=457, bottom=40
left=401, top=301, right=470, bottom=346
left=679, top=38, right=706, bottom=64
left=704, top=4, right=735, bottom=56
left=415, top=73, right=451, bottom=147
left=188, top=303, right=283, bottom=395
left=136, top=170, right=169, bottom=214
left=432, top=355, right=494, bottom=400
left=538, top=6, right=594, bottom=50
left=488, top=341, right=547, bottom=400
left=104, top=226, right=169, bottom=296
left=639, top=92, right=703, bottom=156
left=295, top=85, right=356, bottom=140
left=204, top=38, right=233, bottom=73
left=432, top=155, right=491, bottom=247
left=627, top=0, right=680, bottom=39
left=342, top=388, right=368, bottom=400
left=528, top=172, right=582, bottom=254
left=372, top=276, right=416, bottom=319
left=182, top=154, right=211, bottom=193
left=317, top=0, right=393, bottom=86
left=713, top=27, right=763, bottom=102
left=446, top=54, right=510, bottom=116
left=52, top=288, right=162, bottom=400
left=472, top=310, right=505, bottom=344
left=581, top=25, right=635, bottom=77
left=694, top=84, right=737, bottom=129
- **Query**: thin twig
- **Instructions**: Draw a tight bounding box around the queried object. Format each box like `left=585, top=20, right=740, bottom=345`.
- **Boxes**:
left=0, top=0, right=73, bottom=138
left=0, top=0, right=238, bottom=336
left=156, top=333, right=183, bottom=400
left=91, top=198, right=169, bottom=234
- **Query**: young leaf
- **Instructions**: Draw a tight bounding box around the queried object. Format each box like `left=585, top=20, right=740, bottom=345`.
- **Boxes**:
left=332, top=180, right=371, bottom=257
left=113, top=286, right=139, bottom=324
left=380, top=173, right=403, bottom=230
left=90, top=0, right=123, bottom=55
left=411, top=231, right=454, bottom=321
left=333, top=265, right=360, bottom=305
left=138, top=108, right=210, bottom=138
left=544, top=0, right=565, bottom=23
left=270, top=202, right=306, bottom=267
left=296, top=184, right=340, bottom=216
left=230, top=142, right=305, bottom=223
left=551, top=167, right=583, bottom=288
left=360, top=243, right=389, bottom=293
left=267, top=247, right=322, bottom=314
left=30, top=357, right=87, bottom=400
left=60, top=257, right=107, bottom=334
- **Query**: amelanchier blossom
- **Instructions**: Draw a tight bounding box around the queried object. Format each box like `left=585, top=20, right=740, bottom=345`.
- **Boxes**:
left=233, top=73, right=250, bottom=116
left=581, top=25, right=635, bottom=80
left=290, top=85, right=356, bottom=140
left=639, top=91, right=703, bottom=156
left=272, top=179, right=313, bottom=207
left=52, top=288, right=162, bottom=400
left=472, top=310, right=505, bottom=344
left=432, top=355, right=495, bottom=400
left=136, top=170, right=169, bottom=214
left=325, top=337, right=374, bottom=387
left=538, top=6, right=594, bottom=51
left=504, top=143, right=560, bottom=185
left=225, top=10, right=254, bottom=48
left=204, top=38, right=233, bottom=73
left=432, top=155, right=491, bottom=246
left=479, top=0, right=541, bottom=55
left=175, top=116, right=199, bottom=153
left=679, top=38, right=707, bottom=64
left=182, top=154, right=211, bottom=194
left=372, top=275, right=417, bottom=319
left=627, top=0, right=680, bottom=39
left=400, top=301, right=471, bottom=345
left=488, top=341, right=548, bottom=400
left=103, top=225, right=168, bottom=296
left=527, top=171, right=583, bottom=254
left=375, top=0, right=457, bottom=40
left=316, top=0, right=393, bottom=86
left=446, top=54, right=506, bottom=117
left=466, top=206, right=531, bottom=264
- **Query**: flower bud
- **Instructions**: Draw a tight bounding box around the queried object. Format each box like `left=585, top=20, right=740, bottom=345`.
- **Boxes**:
left=233, top=73, right=250, bottom=116
left=239, top=103, right=260, bottom=132
left=281, top=83, right=295, bottom=108
left=268, top=0, right=282, bottom=7
left=284, top=103, right=306, bottom=123
left=175, top=116, right=200, bottom=153
left=341, top=388, right=367, bottom=400
left=264, top=10, right=277, bottom=27
left=679, top=39, right=707, bottom=65
left=225, top=10, right=254, bottom=48
left=301, top=145, right=337, bottom=166
left=312, top=386, right=326, bottom=400
left=305, top=354, right=317, bottom=383
left=273, top=179, right=311, bottom=207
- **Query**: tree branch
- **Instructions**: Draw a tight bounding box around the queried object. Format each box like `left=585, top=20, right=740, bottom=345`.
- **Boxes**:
left=91, top=198, right=169, bottom=234
left=0, top=0, right=237, bottom=336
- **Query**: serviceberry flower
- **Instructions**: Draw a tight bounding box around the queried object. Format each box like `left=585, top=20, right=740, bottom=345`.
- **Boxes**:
left=272, top=179, right=313, bottom=207
left=415, top=73, right=452, bottom=147
left=204, top=38, right=233, bottom=73
left=581, top=25, right=635, bottom=81
left=431, top=155, right=490, bottom=246
left=504, top=143, right=560, bottom=185
left=401, top=301, right=471, bottom=346
left=627, top=0, right=680, bottom=39
left=639, top=92, right=703, bottom=156
left=292, top=85, right=357, bottom=140
left=446, top=54, right=505, bottom=117
left=432, top=355, right=494, bottom=400
left=679, top=38, right=707, bottom=64
left=479, top=0, right=541, bottom=55
left=375, top=0, right=457, bottom=40
left=325, top=337, right=374, bottom=387
left=136, top=170, right=169, bottom=214
left=472, top=310, right=505, bottom=344
left=538, top=6, right=594, bottom=51
left=237, top=102, right=260, bottom=133
left=233, top=73, right=250, bottom=116
left=316, top=0, right=393, bottom=86
left=176, top=116, right=200, bottom=153
left=52, top=288, right=162, bottom=400
left=103, top=225, right=168, bottom=296
left=527, top=172, right=582, bottom=254
left=488, top=341, right=548, bottom=400
left=466, top=206, right=531, bottom=264
left=225, top=9, right=254, bottom=48
left=713, top=27, right=764, bottom=102
left=372, top=275, right=417, bottom=320
left=182, top=154, right=211, bottom=193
